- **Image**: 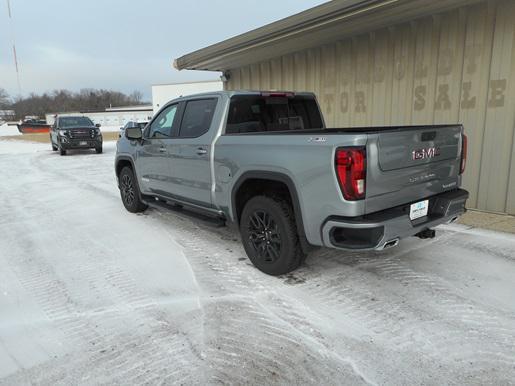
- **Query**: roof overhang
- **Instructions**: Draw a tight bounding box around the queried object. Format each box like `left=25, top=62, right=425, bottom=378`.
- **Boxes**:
left=174, top=0, right=482, bottom=72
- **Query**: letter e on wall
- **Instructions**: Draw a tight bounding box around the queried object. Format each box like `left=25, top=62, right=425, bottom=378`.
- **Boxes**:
left=488, top=79, right=507, bottom=108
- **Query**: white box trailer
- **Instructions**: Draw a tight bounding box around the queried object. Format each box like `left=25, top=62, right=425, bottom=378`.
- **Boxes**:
left=151, top=80, right=223, bottom=113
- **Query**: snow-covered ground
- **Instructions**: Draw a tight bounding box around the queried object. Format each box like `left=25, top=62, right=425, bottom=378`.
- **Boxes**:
left=0, top=123, right=21, bottom=136
left=0, top=140, right=514, bottom=385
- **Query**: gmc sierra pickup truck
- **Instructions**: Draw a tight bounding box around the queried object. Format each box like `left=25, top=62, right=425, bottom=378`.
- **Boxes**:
left=50, top=115, right=103, bottom=155
left=115, top=91, right=468, bottom=275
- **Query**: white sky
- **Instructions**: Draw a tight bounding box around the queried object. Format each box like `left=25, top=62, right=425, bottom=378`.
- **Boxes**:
left=0, top=0, right=327, bottom=100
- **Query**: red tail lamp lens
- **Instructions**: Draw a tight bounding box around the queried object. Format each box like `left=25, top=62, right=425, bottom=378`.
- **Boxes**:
left=335, top=147, right=366, bottom=200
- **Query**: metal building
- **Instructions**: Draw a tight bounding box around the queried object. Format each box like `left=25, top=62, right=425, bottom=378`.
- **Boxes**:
left=174, top=0, right=515, bottom=215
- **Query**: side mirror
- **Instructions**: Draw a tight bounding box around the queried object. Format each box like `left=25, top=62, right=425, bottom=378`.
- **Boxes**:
left=95, top=123, right=101, bottom=128
left=126, top=127, right=142, bottom=140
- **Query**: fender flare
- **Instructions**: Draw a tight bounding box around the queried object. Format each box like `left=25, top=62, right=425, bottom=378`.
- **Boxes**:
left=231, top=171, right=306, bottom=238
left=115, top=155, right=136, bottom=178
left=114, top=156, right=142, bottom=199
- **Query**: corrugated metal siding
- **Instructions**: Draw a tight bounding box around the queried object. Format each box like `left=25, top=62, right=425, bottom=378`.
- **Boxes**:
left=226, top=0, right=515, bottom=215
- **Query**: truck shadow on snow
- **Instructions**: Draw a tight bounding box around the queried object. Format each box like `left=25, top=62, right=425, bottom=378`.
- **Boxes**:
left=51, top=148, right=115, bottom=156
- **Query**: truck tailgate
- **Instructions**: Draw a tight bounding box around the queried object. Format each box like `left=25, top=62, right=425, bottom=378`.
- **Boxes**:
left=365, top=125, right=463, bottom=214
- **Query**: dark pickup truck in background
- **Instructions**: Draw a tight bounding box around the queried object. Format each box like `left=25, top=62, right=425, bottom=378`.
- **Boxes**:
left=115, top=91, right=468, bottom=275
left=50, top=116, right=103, bottom=156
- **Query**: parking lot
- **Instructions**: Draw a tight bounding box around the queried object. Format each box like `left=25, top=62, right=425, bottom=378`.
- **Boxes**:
left=1, top=139, right=514, bottom=385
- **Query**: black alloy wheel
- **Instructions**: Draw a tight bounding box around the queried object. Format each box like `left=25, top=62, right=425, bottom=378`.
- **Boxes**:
left=247, top=210, right=282, bottom=263
left=121, top=173, right=136, bottom=208
left=240, top=195, right=306, bottom=275
left=119, top=166, right=148, bottom=213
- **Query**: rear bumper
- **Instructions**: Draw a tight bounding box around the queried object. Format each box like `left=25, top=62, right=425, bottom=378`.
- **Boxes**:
left=321, top=188, right=469, bottom=251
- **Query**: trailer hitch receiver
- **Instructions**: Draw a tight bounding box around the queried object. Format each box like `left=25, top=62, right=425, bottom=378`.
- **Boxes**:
left=415, top=228, right=436, bottom=239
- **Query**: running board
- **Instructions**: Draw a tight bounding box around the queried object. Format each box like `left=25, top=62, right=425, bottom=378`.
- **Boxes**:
left=143, top=196, right=226, bottom=227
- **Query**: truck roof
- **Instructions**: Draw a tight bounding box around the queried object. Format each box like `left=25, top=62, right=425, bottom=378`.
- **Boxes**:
left=167, top=90, right=317, bottom=103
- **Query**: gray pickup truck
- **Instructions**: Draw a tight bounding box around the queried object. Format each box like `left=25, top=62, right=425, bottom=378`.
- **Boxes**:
left=115, top=91, right=468, bottom=275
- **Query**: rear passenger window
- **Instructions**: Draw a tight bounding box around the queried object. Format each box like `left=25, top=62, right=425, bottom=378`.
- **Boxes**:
left=179, top=99, right=217, bottom=138
left=226, top=95, right=323, bottom=134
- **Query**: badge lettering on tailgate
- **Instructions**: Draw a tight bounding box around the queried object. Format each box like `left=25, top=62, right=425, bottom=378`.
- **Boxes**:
left=308, top=137, right=327, bottom=143
left=412, top=147, right=441, bottom=160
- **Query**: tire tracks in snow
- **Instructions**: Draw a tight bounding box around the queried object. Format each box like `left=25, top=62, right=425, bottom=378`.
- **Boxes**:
left=288, top=231, right=515, bottom=379
left=3, top=144, right=515, bottom=384
left=155, top=209, right=374, bottom=385
left=2, top=219, right=203, bottom=385
left=1, top=152, right=203, bottom=385
left=439, top=228, right=515, bottom=262
left=159, top=208, right=515, bottom=383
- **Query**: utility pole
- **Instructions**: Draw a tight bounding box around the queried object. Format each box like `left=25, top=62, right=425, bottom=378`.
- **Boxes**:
left=6, top=0, right=22, bottom=95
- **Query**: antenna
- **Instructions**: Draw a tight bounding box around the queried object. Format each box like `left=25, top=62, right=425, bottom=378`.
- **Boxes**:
left=6, top=0, right=22, bottom=95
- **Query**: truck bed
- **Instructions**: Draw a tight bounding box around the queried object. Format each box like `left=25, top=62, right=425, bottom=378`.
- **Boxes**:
left=215, top=122, right=464, bottom=245
left=223, top=124, right=462, bottom=135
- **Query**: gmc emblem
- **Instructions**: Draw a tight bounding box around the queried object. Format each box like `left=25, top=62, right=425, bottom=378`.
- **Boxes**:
left=412, top=147, right=441, bottom=160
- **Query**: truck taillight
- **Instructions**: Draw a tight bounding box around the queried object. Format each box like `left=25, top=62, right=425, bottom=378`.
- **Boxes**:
left=460, top=133, right=467, bottom=174
left=335, top=147, right=366, bottom=200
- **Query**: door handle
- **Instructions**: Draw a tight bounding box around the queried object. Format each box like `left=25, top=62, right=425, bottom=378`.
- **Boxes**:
left=196, top=147, right=207, bottom=155
left=159, top=147, right=166, bottom=153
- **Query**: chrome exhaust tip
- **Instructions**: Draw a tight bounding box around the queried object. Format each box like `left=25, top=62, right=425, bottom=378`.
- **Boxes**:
left=382, top=238, right=399, bottom=249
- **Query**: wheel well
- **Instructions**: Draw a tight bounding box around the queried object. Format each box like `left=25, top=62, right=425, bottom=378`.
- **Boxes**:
left=234, top=178, right=293, bottom=224
left=116, top=159, right=132, bottom=177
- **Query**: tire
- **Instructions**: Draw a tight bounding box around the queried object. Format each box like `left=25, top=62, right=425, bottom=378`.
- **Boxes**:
left=60, top=148, right=66, bottom=156
left=95, top=146, right=103, bottom=154
left=119, top=166, right=148, bottom=213
left=240, top=195, right=306, bottom=275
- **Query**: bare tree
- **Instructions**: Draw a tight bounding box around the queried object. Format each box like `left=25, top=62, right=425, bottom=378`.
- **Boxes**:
left=10, top=88, right=148, bottom=119
left=0, top=88, right=10, bottom=108
left=129, top=90, right=143, bottom=104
